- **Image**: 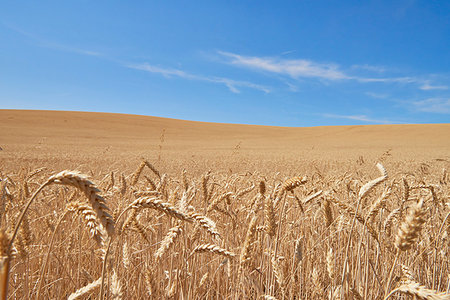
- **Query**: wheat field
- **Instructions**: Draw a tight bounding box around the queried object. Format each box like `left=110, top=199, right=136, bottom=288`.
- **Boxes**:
left=0, top=110, right=449, bottom=299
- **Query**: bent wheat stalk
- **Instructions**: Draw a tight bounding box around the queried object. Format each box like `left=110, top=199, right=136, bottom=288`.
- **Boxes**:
left=341, top=162, right=387, bottom=288
left=47, top=171, right=115, bottom=236
left=384, top=280, right=450, bottom=300
left=2, top=170, right=115, bottom=300
left=129, top=197, right=193, bottom=222
left=100, top=197, right=193, bottom=300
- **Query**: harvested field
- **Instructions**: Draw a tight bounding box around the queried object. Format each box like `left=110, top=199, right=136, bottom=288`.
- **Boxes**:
left=0, top=109, right=449, bottom=299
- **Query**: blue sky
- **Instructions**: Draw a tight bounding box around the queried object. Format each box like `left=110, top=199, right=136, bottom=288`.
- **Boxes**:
left=1, top=1, right=449, bottom=126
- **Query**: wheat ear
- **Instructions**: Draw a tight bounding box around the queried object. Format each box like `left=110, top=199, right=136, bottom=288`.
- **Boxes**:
left=261, top=295, right=278, bottom=300
left=239, top=215, right=258, bottom=274
left=129, top=197, right=193, bottom=223
left=259, top=180, right=266, bottom=196
left=48, top=170, right=115, bottom=236
left=384, top=208, right=401, bottom=235
left=110, top=270, right=123, bottom=300
left=190, top=213, right=221, bottom=240
left=68, top=277, right=102, bottom=300
left=201, top=172, right=210, bottom=203
left=122, top=242, right=130, bottom=269
left=327, top=247, right=335, bottom=282
left=302, top=190, right=323, bottom=205
left=358, top=162, right=388, bottom=200
left=67, top=200, right=106, bottom=245
left=384, top=280, right=450, bottom=300
left=192, top=243, right=236, bottom=259
left=279, top=176, right=307, bottom=197
left=395, top=198, right=426, bottom=251
left=235, top=184, right=255, bottom=199
left=154, top=223, right=183, bottom=261
left=322, top=197, right=333, bottom=228
left=131, top=161, right=146, bottom=186
left=144, top=160, right=161, bottom=179
left=366, top=186, right=391, bottom=221
left=207, top=192, right=233, bottom=212
left=386, top=198, right=427, bottom=296
left=264, top=196, right=276, bottom=237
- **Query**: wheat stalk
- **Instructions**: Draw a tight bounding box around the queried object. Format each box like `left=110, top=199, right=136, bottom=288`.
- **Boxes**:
left=330, top=196, right=380, bottom=244
left=271, top=253, right=285, bottom=297
left=0, top=230, right=11, bottom=300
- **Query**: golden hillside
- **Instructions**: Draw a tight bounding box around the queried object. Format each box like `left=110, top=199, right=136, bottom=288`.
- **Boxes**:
left=0, top=109, right=448, bottom=171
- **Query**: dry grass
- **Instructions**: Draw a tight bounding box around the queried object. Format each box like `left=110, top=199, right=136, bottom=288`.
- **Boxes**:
left=0, top=110, right=449, bottom=299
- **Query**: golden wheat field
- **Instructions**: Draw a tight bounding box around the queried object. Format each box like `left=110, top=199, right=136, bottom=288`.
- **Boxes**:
left=0, top=109, right=449, bottom=299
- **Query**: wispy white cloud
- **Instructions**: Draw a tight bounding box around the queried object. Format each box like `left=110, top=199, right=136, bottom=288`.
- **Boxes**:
left=218, top=51, right=349, bottom=80
left=413, top=98, right=450, bottom=114
left=322, top=113, right=398, bottom=124
left=351, top=64, right=387, bottom=73
left=6, top=24, right=269, bottom=94
left=419, top=81, right=448, bottom=91
left=365, top=92, right=389, bottom=99
left=40, top=42, right=102, bottom=57
left=217, top=51, right=449, bottom=92
left=127, top=63, right=270, bottom=94
left=4, top=22, right=102, bottom=57
left=128, top=64, right=193, bottom=79
left=355, top=76, right=418, bottom=84
left=280, top=50, right=297, bottom=56
left=284, top=81, right=299, bottom=92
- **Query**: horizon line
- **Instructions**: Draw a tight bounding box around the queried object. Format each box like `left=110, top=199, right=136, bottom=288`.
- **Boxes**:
left=1, top=108, right=449, bottom=129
